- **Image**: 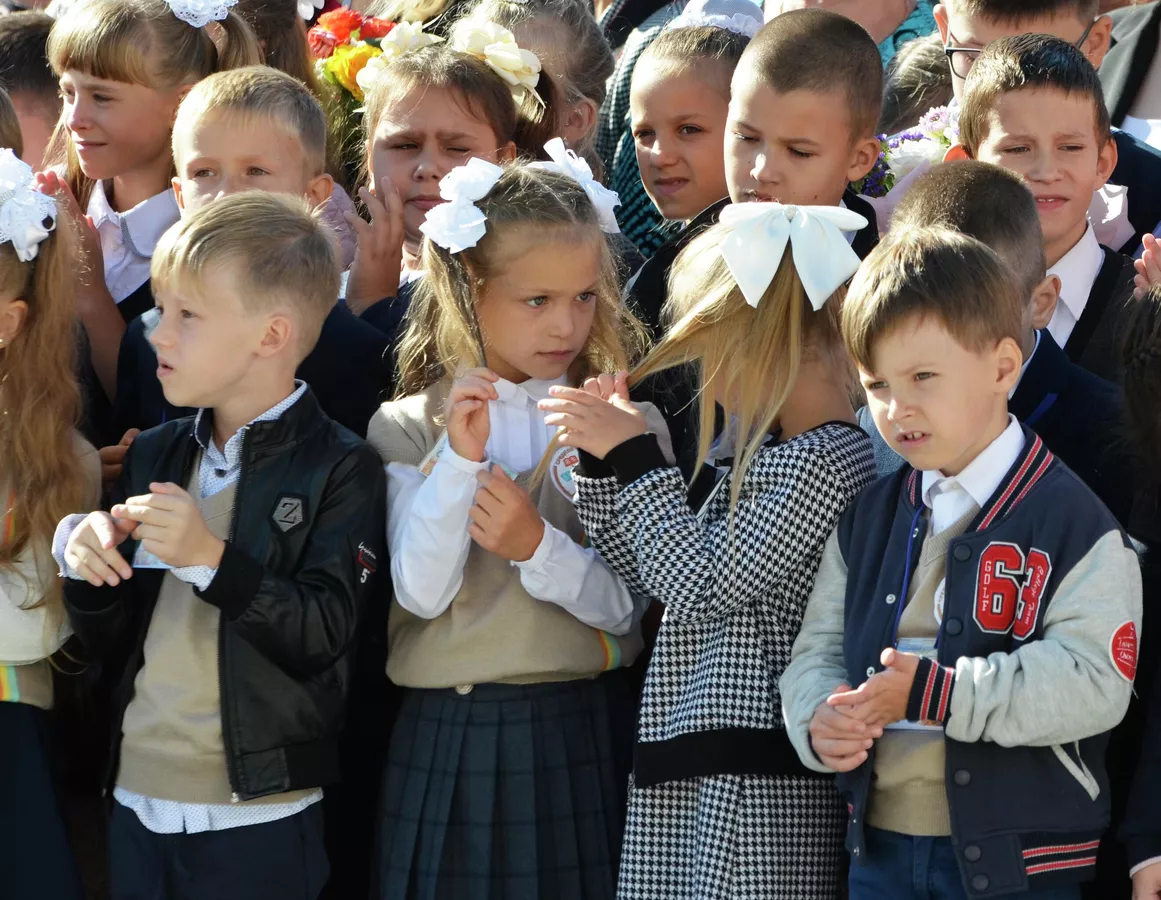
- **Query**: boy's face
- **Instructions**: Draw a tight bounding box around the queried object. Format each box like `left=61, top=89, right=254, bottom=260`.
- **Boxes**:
left=631, top=62, right=731, bottom=221
left=971, top=87, right=1117, bottom=266
left=860, top=314, right=1021, bottom=477
left=11, top=90, right=57, bottom=170
left=149, top=263, right=290, bottom=410
left=172, top=112, right=333, bottom=213
left=725, top=63, right=879, bottom=207
left=935, top=2, right=1111, bottom=101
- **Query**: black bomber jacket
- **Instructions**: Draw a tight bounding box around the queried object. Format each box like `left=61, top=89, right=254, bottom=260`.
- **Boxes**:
left=63, top=389, right=386, bottom=801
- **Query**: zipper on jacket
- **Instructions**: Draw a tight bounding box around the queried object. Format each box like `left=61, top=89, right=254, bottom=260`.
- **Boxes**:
left=219, top=425, right=250, bottom=802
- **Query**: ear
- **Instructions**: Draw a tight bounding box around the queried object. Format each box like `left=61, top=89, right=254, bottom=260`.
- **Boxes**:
left=1083, top=15, right=1113, bottom=69
left=0, top=297, right=28, bottom=344
left=1094, top=133, right=1118, bottom=190
left=172, top=175, right=186, bottom=212
left=257, top=312, right=295, bottom=359
left=1029, top=274, right=1059, bottom=331
left=933, top=5, right=950, bottom=43
left=846, top=136, right=883, bottom=183
left=995, top=335, right=1023, bottom=393
left=496, top=140, right=518, bottom=164
left=305, top=172, right=335, bottom=210
left=562, top=98, right=598, bottom=150
left=944, top=143, right=972, bottom=162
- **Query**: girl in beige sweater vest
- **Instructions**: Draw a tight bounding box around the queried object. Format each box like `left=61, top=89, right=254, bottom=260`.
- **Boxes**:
left=368, top=160, right=671, bottom=900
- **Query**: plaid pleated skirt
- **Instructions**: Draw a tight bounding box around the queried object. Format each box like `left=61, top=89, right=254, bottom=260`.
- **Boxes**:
left=375, top=673, right=636, bottom=900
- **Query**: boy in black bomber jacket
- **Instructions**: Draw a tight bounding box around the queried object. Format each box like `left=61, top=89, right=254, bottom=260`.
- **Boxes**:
left=54, top=194, right=386, bottom=900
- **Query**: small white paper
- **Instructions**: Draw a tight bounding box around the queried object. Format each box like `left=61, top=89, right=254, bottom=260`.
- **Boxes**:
left=132, top=545, right=172, bottom=571
left=885, top=637, right=943, bottom=733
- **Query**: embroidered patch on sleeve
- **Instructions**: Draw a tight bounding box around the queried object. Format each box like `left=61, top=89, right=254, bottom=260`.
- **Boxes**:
left=357, top=543, right=378, bottom=584
left=1110, top=621, right=1138, bottom=682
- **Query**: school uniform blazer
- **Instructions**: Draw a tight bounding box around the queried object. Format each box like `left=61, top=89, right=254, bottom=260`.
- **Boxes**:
left=1064, top=246, right=1136, bottom=383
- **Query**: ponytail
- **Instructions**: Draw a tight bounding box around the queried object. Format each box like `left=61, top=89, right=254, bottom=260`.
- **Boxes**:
left=213, top=9, right=264, bottom=71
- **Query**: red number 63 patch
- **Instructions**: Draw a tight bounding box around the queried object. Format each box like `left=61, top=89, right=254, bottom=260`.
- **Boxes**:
left=973, top=542, right=1052, bottom=639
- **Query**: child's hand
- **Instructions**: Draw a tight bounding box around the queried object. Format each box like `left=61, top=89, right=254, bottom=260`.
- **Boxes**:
left=99, top=429, right=140, bottom=489
left=808, top=684, right=881, bottom=772
left=1135, top=233, right=1161, bottom=300
left=539, top=380, right=646, bottom=460
left=826, top=648, right=921, bottom=728
left=345, top=176, right=405, bottom=316
left=64, top=511, right=136, bottom=586
left=468, top=467, right=545, bottom=562
left=1132, top=860, right=1161, bottom=900
left=446, top=368, right=499, bottom=462
left=579, top=371, right=629, bottom=402
left=112, top=482, right=224, bottom=570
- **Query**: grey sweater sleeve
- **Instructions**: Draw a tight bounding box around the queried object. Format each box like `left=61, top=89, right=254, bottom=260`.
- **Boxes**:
left=780, top=528, right=851, bottom=773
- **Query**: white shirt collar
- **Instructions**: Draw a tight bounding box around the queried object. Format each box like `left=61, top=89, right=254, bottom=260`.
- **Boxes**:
left=87, top=181, right=180, bottom=258
left=1046, top=222, right=1103, bottom=324
left=920, top=415, right=1025, bottom=512
left=492, top=375, right=567, bottom=405
left=1010, top=329, right=1041, bottom=398
left=193, top=380, right=308, bottom=459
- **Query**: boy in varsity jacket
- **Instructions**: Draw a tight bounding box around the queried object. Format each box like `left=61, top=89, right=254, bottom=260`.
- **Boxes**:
left=781, top=229, right=1142, bottom=900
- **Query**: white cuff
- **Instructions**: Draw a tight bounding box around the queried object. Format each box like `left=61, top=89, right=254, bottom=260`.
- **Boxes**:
left=173, top=566, right=216, bottom=592
left=437, top=443, right=490, bottom=475
left=1130, top=856, right=1161, bottom=878
left=514, top=519, right=554, bottom=571
left=52, top=513, right=90, bottom=580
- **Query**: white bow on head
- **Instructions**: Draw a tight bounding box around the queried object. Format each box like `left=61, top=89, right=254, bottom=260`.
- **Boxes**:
left=717, top=202, right=867, bottom=310
left=163, top=0, right=238, bottom=28
left=418, top=157, right=505, bottom=253
left=529, top=139, right=621, bottom=234
left=0, top=150, right=56, bottom=263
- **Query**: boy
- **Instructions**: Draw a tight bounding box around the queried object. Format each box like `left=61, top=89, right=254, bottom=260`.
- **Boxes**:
left=0, top=12, right=57, bottom=169
left=932, top=0, right=1161, bottom=254
left=109, top=67, right=388, bottom=446
left=56, top=192, right=386, bottom=900
left=726, top=7, right=883, bottom=255
left=781, top=228, right=1142, bottom=900
left=950, top=34, right=1135, bottom=382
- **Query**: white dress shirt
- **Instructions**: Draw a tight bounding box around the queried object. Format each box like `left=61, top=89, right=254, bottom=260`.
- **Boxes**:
left=920, top=416, right=1025, bottom=535
left=386, top=376, right=643, bottom=635
left=1122, top=115, right=1161, bottom=152
left=87, top=182, right=180, bottom=304
left=1046, top=223, right=1103, bottom=351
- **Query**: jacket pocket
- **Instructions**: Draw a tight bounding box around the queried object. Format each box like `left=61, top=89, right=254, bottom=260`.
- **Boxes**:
left=1052, top=742, right=1100, bottom=802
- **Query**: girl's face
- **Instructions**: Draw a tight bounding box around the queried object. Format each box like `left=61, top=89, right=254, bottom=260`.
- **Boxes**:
left=59, top=70, right=184, bottom=182
left=631, top=61, right=731, bottom=221
left=369, top=85, right=514, bottom=250
left=475, top=225, right=602, bottom=384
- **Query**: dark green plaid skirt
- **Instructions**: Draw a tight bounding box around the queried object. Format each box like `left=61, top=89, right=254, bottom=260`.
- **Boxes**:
left=375, top=673, right=636, bottom=900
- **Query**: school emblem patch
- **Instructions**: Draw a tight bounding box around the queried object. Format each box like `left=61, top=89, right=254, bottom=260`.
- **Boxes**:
left=272, top=495, right=306, bottom=533
left=550, top=446, right=580, bottom=500
left=1110, top=621, right=1138, bottom=682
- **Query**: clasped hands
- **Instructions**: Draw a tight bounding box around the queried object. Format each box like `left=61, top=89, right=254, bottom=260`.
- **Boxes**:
left=809, top=647, right=921, bottom=772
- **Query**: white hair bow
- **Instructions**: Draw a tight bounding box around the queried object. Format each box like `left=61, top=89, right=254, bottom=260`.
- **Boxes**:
left=718, top=202, right=867, bottom=310
left=0, top=150, right=56, bottom=263
left=452, top=20, right=541, bottom=103
left=163, top=0, right=237, bottom=28
left=529, top=139, right=621, bottom=234
left=419, top=158, right=505, bottom=253
left=665, top=10, right=760, bottom=36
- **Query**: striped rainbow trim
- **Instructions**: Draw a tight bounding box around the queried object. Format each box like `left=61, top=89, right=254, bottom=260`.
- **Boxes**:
left=597, top=631, right=621, bottom=671
left=0, top=666, right=20, bottom=703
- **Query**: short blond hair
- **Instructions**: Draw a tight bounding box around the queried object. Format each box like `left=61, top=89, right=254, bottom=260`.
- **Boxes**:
left=174, top=67, right=327, bottom=175
left=842, top=228, right=1024, bottom=371
left=151, top=192, right=339, bottom=358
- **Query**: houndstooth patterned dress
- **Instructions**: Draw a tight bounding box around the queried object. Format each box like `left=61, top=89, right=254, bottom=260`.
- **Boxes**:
left=574, top=422, right=875, bottom=899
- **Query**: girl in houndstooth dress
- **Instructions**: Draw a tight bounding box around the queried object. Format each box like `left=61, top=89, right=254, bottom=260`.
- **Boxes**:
left=539, top=202, right=877, bottom=899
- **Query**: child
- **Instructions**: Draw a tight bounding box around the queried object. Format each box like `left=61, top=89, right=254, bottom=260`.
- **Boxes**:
left=0, top=149, right=100, bottom=900
left=879, top=31, right=954, bottom=136
left=109, top=66, right=388, bottom=444
left=951, top=34, right=1135, bottom=383
left=540, top=199, right=877, bottom=896
left=0, top=12, right=57, bottom=169
left=56, top=192, right=386, bottom=900
left=781, top=227, right=1142, bottom=900
left=367, top=160, right=669, bottom=899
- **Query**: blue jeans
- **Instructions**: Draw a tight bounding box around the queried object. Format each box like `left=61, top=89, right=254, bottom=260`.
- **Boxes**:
left=849, top=827, right=1083, bottom=900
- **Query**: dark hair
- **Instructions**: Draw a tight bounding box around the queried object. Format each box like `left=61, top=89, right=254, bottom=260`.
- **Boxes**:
left=233, top=0, right=323, bottom=96
left=950, top=0, right=1100, bottom=24
left=0, top=87, right=21, bottom=157
left=0, top=12, right=56, bottom=111
left=892, top=160, right=1045, bottom=297
left=638, top=24, right=751, bottom=97
left=959, top=34, right=1111, bottom=154
left=879, top=32, right=953, bottom=135
left=1119, top=287, right=1161, bottom=473
left=740, top=8, right=882, bottom=141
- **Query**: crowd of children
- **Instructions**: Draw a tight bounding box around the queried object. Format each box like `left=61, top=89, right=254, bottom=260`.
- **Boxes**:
left=1, top=0, right=1161, bottom=899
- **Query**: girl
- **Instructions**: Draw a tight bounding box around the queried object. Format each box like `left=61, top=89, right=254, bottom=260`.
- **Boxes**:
left=0, top=149, right=101, bottom=900
left=539, top=202, right=877, bottom=898
left=367, top=160, right=671, bottom=900
left=344, top=38, right=557, bottom=333
left=44, top=0, right=260, bottom=422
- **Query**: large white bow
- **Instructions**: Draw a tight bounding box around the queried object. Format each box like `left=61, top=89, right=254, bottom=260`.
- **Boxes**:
left=529, top=138, right=621, bottom=234
left=718, top=202, right=867, bottom=310
left=0, top=150, right=56, bottom=263
left=452, top=20, right=541, bottom=100
left=418, top=158, right=504, bottom=253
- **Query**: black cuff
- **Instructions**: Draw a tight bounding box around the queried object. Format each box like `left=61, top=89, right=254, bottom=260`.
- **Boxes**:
left=577, top=449, right=613, bottom=479
left=195, top=541, right=263, bottom=621
left=906, top=657, right=955, bottom=725
left=605, top=433, right=668, bottom=487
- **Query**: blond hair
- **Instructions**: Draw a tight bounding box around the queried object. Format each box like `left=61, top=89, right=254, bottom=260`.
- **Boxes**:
left=629, top=224, right=849, bottom=509
left=174, top=66, right=327, bottom=175
left=0, top=213, right=89, bottom=627
left=47, top=0, right=262, bottom=208
left=842, top=228, right=1024, bottom=372
left=151, top=192, right=340, bottom=358
left=0, top=87, right=22, bottom=158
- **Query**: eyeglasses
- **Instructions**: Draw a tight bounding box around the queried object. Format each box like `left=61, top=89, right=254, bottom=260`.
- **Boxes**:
left=944, top=19, right=1097, bottom=79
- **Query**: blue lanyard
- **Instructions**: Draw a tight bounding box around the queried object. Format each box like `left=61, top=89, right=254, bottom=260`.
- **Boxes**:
left=890, top=505, right=927, bottom=648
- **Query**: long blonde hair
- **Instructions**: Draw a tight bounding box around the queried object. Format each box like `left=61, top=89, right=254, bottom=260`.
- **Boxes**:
left=0, top=215, right=89, bottom=619
left=631, top=224, right=849, bottom=508
left=46, top=0, right=262, bottom=208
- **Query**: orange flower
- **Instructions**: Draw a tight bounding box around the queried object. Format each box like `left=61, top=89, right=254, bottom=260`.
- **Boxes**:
left=314, top=8, right=364, bottom=42
left=359, top=16, right=395, bottom=39
left=307, top=26, right=339, bottom=58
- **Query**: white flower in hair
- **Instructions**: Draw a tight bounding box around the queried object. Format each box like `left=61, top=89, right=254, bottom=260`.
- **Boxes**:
left=419, top=157, right=504, bottom=253
left=0, top=150, right=56, bottom=263
left=452, top=20, right=541, bottom=98
left=163, top=0, right=238, bottom=29
left=356, top=22, right=444, bottom=94
left=529, top=138, right=621, bottom=234
left=664, top=11, right=760, bottom=36
left=298, top=0, right=323, bottom=22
